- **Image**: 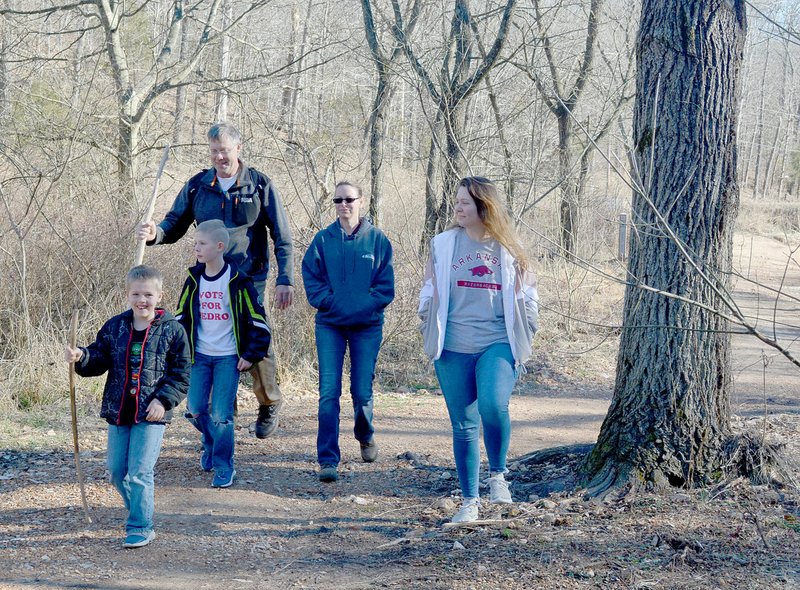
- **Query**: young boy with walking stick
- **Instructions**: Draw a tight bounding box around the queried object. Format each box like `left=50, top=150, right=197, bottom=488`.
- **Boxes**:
left=64, top=265, right=191, bottom=548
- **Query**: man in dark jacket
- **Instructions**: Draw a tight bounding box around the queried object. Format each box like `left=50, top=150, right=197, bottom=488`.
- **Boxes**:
left=136, top=122, right=292, bottom=438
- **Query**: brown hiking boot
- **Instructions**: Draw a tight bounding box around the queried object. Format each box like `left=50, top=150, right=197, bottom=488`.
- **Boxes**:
left=360, top=439, right=378, bottom=463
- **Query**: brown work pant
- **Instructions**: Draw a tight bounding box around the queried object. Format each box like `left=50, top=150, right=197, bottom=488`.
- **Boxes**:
left=250, top=280, right=282, bottom=407
left=249, top=339, right=282, bottom=406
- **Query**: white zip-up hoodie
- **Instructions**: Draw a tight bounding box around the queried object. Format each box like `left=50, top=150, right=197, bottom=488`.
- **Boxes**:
left=418, top=228, right=539, bottom=373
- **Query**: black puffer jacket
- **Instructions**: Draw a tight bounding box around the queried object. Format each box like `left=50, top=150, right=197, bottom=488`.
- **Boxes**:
left=75, top=309, right=191, bottom=425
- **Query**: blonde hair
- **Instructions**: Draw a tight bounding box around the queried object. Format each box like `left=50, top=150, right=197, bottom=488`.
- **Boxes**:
left=455, top=176, right=529, bottom=270
left=126, top=265, right=163, bottom=290
left=196, top=219, right=230, bottom=249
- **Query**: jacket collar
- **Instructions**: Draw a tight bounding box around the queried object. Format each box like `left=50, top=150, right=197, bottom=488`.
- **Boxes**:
left=324, top=216, right=372, bottom=238
left=121, top=308, right=174, bottom=325
left=200, top=161, right=255, bottom=191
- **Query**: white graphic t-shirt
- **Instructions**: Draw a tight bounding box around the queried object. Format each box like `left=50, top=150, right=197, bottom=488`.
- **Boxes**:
left=196, top=264, right=238, bottom=356
left=443, top=229, right=509, bottom=354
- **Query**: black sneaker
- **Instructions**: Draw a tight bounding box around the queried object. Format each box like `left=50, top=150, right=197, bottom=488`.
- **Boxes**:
left=255, top=402, right=282, bottom=439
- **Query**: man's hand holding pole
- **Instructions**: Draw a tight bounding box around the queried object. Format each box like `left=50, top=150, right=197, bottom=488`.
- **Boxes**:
left=134, top=145, right=170, bottom=266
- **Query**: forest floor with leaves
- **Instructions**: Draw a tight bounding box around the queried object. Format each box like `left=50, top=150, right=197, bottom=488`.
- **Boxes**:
left=2, top=232, right=800, bottom=590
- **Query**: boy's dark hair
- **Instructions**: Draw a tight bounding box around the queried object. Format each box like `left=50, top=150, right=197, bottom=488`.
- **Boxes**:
left=196, top=219, right=231, bottom=250
left=126, top=265, right=163, bottom=290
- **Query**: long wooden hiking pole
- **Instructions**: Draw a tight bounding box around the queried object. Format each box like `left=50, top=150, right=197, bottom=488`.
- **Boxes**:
left=69, top=306, right=92, bottom=524
left=134, top=144, right=171, bottom=266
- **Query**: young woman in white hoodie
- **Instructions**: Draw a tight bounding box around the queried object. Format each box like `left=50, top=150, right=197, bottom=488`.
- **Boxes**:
left=419, top=176, right=539, bottom=523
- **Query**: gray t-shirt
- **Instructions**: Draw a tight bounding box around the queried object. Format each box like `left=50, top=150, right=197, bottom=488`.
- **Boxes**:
left=443, top=229, right=508, bottom=354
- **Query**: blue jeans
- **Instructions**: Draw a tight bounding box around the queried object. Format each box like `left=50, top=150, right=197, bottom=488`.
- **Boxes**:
left=186, top=352, right=240, bottom=476
left=107, top=422, right=165, bottom=534
left=316, top=323, right=383, bottom=466
left=434, top=342, right=516, bottom=498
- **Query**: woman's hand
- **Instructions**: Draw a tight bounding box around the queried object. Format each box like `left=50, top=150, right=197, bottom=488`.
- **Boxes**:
left=237, top=358, right=253, bottom=372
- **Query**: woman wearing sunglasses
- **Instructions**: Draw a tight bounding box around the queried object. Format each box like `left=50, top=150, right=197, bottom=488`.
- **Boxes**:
left=419, top=176, right=539, bottom=522
left=302, top=181, right=395, bottom=482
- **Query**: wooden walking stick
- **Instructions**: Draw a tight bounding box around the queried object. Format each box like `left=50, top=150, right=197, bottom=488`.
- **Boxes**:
left=134, top=144, right=171, bottom=266
left=69, top=306, right=92, bottom=524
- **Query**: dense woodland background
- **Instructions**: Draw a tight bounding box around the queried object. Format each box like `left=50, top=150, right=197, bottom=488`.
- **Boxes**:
left=0, top=0, right=798, bottom=413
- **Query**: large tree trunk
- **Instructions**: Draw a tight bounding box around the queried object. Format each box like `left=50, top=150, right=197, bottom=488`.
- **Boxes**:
left=582, top=0, right=746, bottom=493
left=118, top=111, right=141, bottom=212
left=438, top=103, right=466, bottom=233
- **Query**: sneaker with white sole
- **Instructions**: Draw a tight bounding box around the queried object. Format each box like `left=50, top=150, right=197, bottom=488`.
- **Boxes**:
left=487, top=473, right=512, bottom=504
left=123, top=530, right=156, bottom=548
left=212, top=469, right=236, bottom=488
left=451, top=498, right=480, bottom=523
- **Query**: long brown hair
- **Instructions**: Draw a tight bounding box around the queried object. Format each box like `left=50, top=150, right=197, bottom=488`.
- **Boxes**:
left=455, top=176, right=529, bottom=270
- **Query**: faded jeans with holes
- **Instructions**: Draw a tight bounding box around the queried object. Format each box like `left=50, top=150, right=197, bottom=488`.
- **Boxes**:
left=434, top=342, right=516, bottom=499
left=186, top=352, right=239, bottom=477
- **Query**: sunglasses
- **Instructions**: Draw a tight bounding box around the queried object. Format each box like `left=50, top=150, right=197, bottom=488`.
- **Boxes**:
left=333, top=197, right=360, bottom=204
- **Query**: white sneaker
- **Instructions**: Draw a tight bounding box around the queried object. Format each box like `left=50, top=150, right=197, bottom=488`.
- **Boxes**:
left=487, top=473, right=512, bottom=504
left=451, top=498, right=480, bottom=523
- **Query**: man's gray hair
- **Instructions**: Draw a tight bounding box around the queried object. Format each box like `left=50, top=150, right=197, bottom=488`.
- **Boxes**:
left=208, top=121, right=242, bottom=145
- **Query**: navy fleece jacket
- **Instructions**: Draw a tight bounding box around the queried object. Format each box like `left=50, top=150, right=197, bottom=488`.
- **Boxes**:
left=302, top=218, right=394, bottom=327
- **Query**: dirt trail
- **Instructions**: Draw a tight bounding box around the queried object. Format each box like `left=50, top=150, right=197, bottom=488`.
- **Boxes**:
left=730, top=233, right=800, bottom=415
left=0, top=232, right=798, bottom=589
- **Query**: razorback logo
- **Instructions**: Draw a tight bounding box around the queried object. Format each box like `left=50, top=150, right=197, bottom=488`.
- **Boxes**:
left=470, top=265, right=493, bottom=277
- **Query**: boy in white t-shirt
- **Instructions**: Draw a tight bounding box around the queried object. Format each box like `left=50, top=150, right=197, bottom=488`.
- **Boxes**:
left=175, top=220, right=271, bottom=488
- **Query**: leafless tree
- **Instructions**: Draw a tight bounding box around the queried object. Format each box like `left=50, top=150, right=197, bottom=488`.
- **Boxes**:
left=391, top=0, right=517, bottom=244
left=516, top=0, right=634, bottom=257
left=361, top=0, right=420, bottom=226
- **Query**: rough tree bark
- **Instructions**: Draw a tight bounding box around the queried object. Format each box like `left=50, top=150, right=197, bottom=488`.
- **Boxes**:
left=581, top=0, right=747, bottom=493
